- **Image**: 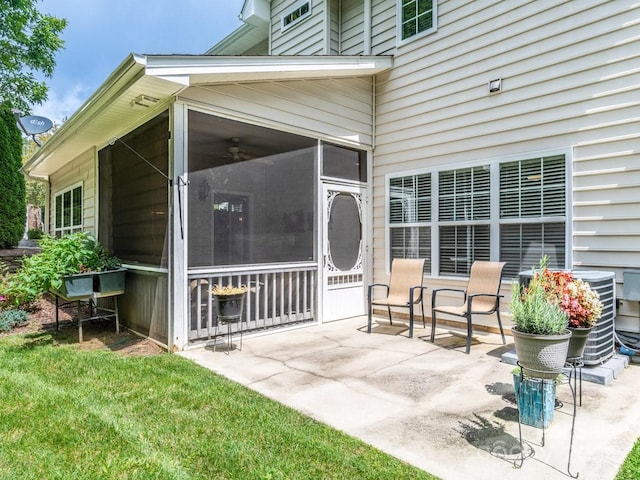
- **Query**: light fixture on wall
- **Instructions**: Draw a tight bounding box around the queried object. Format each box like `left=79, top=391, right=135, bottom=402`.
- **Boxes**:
left=488, top=78, right=502, bottom=93
left=130, top=94, right=159, bottom=108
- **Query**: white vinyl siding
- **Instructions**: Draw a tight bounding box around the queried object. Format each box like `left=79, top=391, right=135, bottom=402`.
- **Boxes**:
left=371, top=0, right=640, bottom=306
left=49, top=148, right=96, bottom=236
left=179, top=77, right=374, bottom=146
left=272, top=0, right=327, bottom=54
left=371, top=0, right=396, bottom=55
left=340, top=0, right=365, bottom=55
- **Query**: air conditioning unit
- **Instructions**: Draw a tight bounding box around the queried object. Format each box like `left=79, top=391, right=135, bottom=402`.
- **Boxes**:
left=575, top=271, right=616, bottom=365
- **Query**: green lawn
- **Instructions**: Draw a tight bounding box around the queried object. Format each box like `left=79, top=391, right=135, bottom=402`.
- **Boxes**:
left=0, top=332, right=436, bottom=479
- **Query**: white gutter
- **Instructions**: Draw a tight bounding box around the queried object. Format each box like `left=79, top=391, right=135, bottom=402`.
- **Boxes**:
left=22, top=54, right=147, bottom=175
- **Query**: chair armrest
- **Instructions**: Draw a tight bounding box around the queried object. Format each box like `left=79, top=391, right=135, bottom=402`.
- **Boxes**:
left=467, top=293, right=503, bottom=313
left=431, top=287, right=467, bottom=304
left=368, top=283, right=389, bottom=301
left=409, top=285, right=428, bottom=303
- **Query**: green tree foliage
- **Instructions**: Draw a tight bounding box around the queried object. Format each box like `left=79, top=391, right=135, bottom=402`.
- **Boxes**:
left=0, top=0, right=67, bottom=112
left=0, top=106, right=26, bottom=248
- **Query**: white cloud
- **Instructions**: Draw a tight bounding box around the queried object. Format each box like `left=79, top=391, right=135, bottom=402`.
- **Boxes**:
left=36, top=84, right=92, bottom=126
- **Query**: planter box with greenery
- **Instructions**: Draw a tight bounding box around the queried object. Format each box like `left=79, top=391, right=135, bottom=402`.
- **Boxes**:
left=59, top=272, right=95, bottom=299
left=93, top=268, right=126, bottom=295
left=2, top=232, right=124, bottom=306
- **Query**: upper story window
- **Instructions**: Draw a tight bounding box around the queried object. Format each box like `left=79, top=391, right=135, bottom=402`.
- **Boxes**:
left=282, top=1, right=311, bottom=31
left=399, top=0, right=437, bottom=42
left=54, top=183, right=83, bottom=237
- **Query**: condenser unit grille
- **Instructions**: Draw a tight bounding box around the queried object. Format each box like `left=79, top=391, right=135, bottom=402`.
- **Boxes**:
left=579, top=273, right=616, bottom=365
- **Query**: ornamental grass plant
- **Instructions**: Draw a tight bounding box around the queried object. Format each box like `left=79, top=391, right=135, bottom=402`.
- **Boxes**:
left=511, top=258, right=568, bottom=335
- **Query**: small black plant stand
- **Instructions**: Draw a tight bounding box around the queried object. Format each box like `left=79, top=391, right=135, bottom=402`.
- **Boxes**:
left=513, top=361, right=579, bottom=478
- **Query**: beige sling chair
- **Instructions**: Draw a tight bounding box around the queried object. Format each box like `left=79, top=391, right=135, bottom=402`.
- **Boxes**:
left=430, top=260, right=506, bottom=354
left=367, top=258, right=427, bottom=338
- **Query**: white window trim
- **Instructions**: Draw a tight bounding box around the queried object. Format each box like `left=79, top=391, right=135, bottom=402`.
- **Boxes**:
left=281, top=0, right=312, bottom=32
left=54, top=181, right=83, bottom=236
left=396, top=0, right=438, bottom=47
left=384, top=148, right=572, bottom=278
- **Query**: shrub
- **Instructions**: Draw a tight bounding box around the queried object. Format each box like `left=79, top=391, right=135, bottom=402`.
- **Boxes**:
left=27, top=228, right=43, bottom=240
left=0, top=106, right=26, bottom=248
left=0, top=309, right=29, bottom=331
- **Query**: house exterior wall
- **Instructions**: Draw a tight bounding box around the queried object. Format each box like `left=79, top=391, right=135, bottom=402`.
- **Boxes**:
left=178, top=77, right=374, bottom=146
left=368, top=0, right=640, bottom=330
left=271, top=0, right=328, bottom=54
left=371, top=0, right=395, bottom=54
left=48, top=147, right=97, bottom=235
left=339, top=0, right=365, bottom=55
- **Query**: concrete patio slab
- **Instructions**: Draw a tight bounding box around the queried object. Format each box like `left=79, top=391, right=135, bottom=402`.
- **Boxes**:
left=179, top=317, right=640, bottom=480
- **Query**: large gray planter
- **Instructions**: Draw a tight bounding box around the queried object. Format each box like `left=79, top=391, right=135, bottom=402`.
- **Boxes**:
left=511, top=327, right=572, bottom=379
left=56, top=273, right=94, bottom=299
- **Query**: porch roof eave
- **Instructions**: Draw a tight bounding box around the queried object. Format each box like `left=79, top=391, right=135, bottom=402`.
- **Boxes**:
left=23, top=54, right=393, bottom=179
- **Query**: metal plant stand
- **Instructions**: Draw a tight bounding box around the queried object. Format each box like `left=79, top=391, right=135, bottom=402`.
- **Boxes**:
left=53, top=291, right=121, bottom=343
left=213, top=317, right=243, bottom=354
left=513, top=361, right=579, bottom=478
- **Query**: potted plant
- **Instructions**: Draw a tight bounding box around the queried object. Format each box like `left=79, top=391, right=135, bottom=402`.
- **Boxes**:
left=510, top=257, right=572, bottom=379
left=211, top=284, right=248, bottom=323
left=535, top=269, right=603, bottom=361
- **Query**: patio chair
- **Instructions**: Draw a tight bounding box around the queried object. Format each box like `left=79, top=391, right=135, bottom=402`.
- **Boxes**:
left=430, top=261, right=506, bottom=354
left=367, top=258, right=427, bottom=338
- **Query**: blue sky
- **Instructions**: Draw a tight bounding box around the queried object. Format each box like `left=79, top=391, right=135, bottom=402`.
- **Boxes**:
left=37, top=0, right=244, bottom=123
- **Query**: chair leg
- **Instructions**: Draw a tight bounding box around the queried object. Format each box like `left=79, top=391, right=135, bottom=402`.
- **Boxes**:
left=421, top=300, right=426, bottom=328
left=367, top=288, right=372, bottom=334
left=496, top=309, right=506, bottom=345
left=430, top=308, right=436, bottom=343
left=466, top=314, right=472, bottom=354
left=409, top=302, right=414, bottom=338
left=387, top=305, right=392, bottom=325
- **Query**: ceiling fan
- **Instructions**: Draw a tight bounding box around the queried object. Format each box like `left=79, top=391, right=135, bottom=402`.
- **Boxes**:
left=226, top=137, right=252, bottom=161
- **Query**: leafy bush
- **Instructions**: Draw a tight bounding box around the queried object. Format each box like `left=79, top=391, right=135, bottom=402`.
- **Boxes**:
left=27, top=228, right=43, bottom=240
left=0, top=309, right=29, bottom=331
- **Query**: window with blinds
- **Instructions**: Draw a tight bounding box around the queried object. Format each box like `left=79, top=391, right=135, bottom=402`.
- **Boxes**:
left=389, top=173, right=431, bottom=273
left=387, top=154, right=567, bottom=279
left=438, top=166, right=490, bottom=275
left=499, top=156, right=566, bottom=277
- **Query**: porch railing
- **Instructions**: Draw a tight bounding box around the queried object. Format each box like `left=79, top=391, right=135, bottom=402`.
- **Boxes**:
left=187, top=263, right=317, bottom=342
